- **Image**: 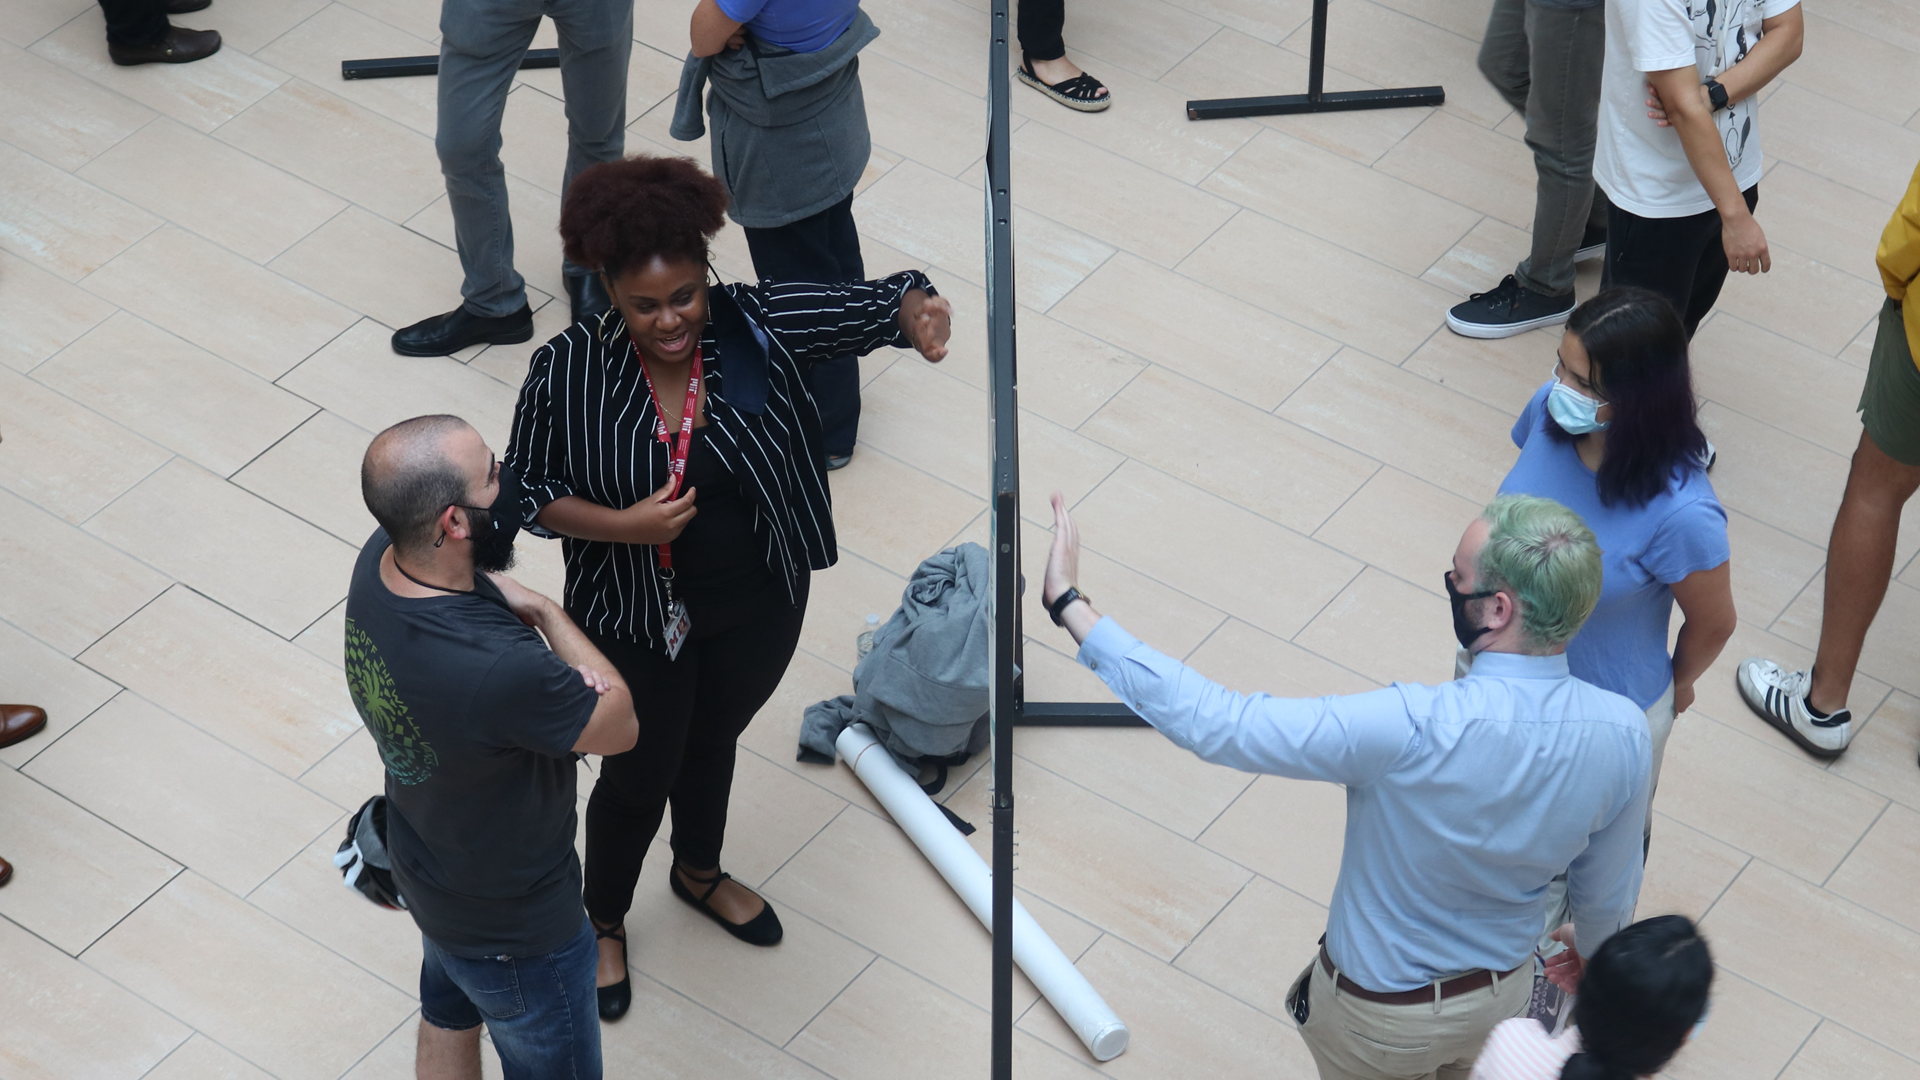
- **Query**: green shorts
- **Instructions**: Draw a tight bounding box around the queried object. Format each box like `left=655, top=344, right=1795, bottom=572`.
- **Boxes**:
left=1862, top=298, right=1920, bottom=467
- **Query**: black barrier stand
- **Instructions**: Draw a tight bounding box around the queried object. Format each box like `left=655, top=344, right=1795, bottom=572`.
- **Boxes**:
left=1185, top=0, right=1442, bottom=120
left=341, top=47, right=559, bottom=80
left=984, top=0, right=1018, bottom=1070
left=983, top=0, right=1146, bottom=1076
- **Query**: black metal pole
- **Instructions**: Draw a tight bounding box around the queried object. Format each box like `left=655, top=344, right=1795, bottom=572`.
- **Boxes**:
left=1184, top=0, right=1442, bottom=120
left=984, top=0, right=1017, bottom=1076
left=341, top=47, right=559, bottom=80
left=1306, top=0, right=1327, bottom=104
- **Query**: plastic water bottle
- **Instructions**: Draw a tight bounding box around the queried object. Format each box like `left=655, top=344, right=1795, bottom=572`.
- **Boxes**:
left=856, top=613, right=880, bottom=660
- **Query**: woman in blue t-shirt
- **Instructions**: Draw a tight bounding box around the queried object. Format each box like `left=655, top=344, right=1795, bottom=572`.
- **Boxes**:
left=1496, top=287, right=1737, bottom=802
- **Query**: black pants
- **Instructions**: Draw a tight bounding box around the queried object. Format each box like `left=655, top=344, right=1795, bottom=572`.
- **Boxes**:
left=99, top=0, right=168, bottom=44
left=1603, top=184, right=1759, bottom=339
left=744, top=194, right=864, bottom=458
left=1018, top=0, right=1065, bottom=60
left=579, top=573, right=808, bottom=924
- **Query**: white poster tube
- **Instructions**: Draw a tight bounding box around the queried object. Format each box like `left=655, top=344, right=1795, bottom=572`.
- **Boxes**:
left=836, top=723, right=1130, bottom=1062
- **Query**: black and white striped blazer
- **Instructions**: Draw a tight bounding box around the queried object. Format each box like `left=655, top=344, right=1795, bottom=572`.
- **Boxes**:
left=505, top=272, right=936, bottom=650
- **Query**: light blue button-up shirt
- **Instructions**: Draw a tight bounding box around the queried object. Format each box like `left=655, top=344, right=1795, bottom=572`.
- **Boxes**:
left=1077, top=618, right=1651, bottom=993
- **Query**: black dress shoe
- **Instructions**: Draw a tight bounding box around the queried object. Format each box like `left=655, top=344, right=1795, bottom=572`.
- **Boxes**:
left=166, top=0, right=212, bottom=12
left=392, top=304, right=534, bottom=357
left=670, top=865, right=783, bottom=946
left=566, top=273, right=612, bottom=327
left=108, top=26, right=220, bottom=65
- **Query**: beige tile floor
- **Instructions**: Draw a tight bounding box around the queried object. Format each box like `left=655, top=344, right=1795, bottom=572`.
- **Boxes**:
left=3, top=0, right=1920, bottom=1075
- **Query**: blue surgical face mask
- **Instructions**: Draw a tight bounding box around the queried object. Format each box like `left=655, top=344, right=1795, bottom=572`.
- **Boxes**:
left=1547, top=361, right=1610, bottom=435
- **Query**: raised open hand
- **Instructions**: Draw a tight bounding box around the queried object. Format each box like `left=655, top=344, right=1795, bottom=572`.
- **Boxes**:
left=1044, top=492, right=1080, bottom=609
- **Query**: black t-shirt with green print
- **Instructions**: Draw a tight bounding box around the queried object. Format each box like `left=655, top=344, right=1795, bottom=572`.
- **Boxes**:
left=344, top=530, right=596, bottom=959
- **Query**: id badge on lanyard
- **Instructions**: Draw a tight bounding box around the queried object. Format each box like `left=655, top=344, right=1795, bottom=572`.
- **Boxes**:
left=641, top=347, right=702, bottom=661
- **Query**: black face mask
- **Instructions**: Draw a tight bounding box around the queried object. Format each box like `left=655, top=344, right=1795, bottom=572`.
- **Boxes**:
left=447, top=465, right=523, bottom=574
left=1445, top=571, right=1498, bottom=650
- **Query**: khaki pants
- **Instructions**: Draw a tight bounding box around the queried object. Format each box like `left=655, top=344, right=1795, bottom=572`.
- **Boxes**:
left=1296, top=952, right=1531, bottom=1080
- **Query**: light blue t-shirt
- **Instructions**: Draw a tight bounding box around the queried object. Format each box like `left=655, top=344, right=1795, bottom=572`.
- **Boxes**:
left=1498, top=382, right=1729, bottom=709
left=716, top=0, right=859, bottom=53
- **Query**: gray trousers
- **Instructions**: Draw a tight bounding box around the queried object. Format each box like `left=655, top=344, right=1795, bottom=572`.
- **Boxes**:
left=437, top=0, right=630, bottom=317
left=1478, top=0, right=1609, bottom=299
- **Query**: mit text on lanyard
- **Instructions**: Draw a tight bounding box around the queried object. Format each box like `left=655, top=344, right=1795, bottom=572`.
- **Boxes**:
left=639, top=346, right=702, bottom=660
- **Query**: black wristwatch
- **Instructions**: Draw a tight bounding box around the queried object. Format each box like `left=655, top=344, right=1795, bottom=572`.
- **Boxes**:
left=1046, top=586, right=1090, bottom=627
left=1704, top=76, right=1729, bottom=112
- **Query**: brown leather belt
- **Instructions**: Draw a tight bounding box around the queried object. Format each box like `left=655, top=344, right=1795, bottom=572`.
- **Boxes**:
left=1319, top=944, right=1525, bottom=1007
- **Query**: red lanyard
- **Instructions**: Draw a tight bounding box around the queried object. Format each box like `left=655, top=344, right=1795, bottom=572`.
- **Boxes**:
left=637, top=346, right=702, bottom=571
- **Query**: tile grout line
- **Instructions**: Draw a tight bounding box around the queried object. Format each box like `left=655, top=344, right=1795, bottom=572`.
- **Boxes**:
left=327, top=1008, right=422, bottom=1080
left=1165, top=873, right=1252, bottom=967
left=779, top=954, right=879, bottom=1054
left=1817, top=797, right=1891, bottom=890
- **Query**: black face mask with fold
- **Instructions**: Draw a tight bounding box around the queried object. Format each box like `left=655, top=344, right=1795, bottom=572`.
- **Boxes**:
left=1445, top=571, right=1498, bottom=650
left=448, top=465, right=524, bottom=574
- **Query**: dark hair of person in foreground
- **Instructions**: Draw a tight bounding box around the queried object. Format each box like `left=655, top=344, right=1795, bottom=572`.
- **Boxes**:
left=1564, top=914, right=1713, bottom=1080
left=1548, top=287, right=1712, bottom=508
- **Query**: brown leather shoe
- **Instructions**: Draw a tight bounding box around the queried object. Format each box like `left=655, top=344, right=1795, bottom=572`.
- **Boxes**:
left=108, top=26, right=221, bottom=66
left=0, top=705, right=47, bottom=749
left=0, top=856, right=11, bottom=888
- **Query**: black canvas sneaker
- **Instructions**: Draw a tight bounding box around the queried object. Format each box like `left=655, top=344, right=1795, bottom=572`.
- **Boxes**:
left=1446, top=276, right=1576, bottom=339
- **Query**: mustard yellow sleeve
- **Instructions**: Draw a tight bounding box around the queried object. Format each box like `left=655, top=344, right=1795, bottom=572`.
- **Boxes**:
left=1878, top=159, right=1920, bottom=303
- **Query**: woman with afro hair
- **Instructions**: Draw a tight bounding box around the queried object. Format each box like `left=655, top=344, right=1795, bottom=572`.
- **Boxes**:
left=503, top=154, right=950, bottom=1021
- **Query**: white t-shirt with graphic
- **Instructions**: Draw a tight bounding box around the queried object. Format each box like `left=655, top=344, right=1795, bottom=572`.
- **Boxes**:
left=1595, top=0, right=1799, bottom=218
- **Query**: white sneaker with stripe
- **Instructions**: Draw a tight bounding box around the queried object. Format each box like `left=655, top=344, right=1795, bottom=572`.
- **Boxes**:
left=1736, top=658, right=1852, bottom=757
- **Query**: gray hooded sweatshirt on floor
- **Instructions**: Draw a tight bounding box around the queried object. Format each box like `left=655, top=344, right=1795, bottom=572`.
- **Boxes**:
left=800, top=542, right=993, bottom=764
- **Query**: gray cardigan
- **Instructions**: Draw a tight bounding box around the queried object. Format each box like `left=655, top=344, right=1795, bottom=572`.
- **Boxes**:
left=671, top=11, right=879, bottom=229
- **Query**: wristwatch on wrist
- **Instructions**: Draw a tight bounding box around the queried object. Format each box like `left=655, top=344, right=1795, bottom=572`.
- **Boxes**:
left=1046, top=586, right=1090, bottom=627
left=1704, top=76, right=1729, bottom=112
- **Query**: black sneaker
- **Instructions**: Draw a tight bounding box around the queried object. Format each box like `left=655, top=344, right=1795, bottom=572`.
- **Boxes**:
left=1574, top=224, right=1607, bottom=264
left=1446, top=276, right=1576, bottom=339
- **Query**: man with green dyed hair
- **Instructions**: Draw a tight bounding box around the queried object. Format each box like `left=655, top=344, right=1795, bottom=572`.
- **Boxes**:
left=1464, top=493, right=1604, bottom=653
left=1039, top=491, right=1646, bottom=1080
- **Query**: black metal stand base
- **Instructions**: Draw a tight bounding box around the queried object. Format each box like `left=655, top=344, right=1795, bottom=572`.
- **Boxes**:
left=341, top=47, right=558, bottom=80
left=1189, top=84, right=1444, bottom=121
left=1016, top=703, right=1147, bottom=727
left=1186, top=0, right=1442, bottom=121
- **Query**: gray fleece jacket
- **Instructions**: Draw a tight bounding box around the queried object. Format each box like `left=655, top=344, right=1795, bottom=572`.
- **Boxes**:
left=671, top=10, right=879, bottom=229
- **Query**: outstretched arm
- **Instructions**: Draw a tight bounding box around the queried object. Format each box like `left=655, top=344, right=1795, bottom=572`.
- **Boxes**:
left=1040, top=493, right=1413, bottom=783
left=745, top=273, right=947, bottom=366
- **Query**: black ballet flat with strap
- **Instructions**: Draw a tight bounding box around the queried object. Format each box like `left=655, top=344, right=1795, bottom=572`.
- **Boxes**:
left=594, top=922, right=632, bottom=1021
left=670, top=865, right=784, bottom=946
left=1016, top=52, right=1112, bottom=113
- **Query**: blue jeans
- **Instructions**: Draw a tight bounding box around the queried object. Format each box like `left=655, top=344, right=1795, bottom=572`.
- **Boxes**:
left=420, top=916, right=601, bottom=1079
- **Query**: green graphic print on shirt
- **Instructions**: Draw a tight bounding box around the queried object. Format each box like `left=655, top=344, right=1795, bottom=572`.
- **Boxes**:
left=344, top=617, right=439, bottom=785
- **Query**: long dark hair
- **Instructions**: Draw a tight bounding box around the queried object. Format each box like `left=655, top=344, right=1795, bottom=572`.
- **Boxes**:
left=1562, top=915, right=1713, bottom=1080
left=1547, top=288, right=1709, bottom=507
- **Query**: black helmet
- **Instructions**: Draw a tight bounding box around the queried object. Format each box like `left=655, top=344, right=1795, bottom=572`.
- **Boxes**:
left=333, top=795, right=406, bottom=910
